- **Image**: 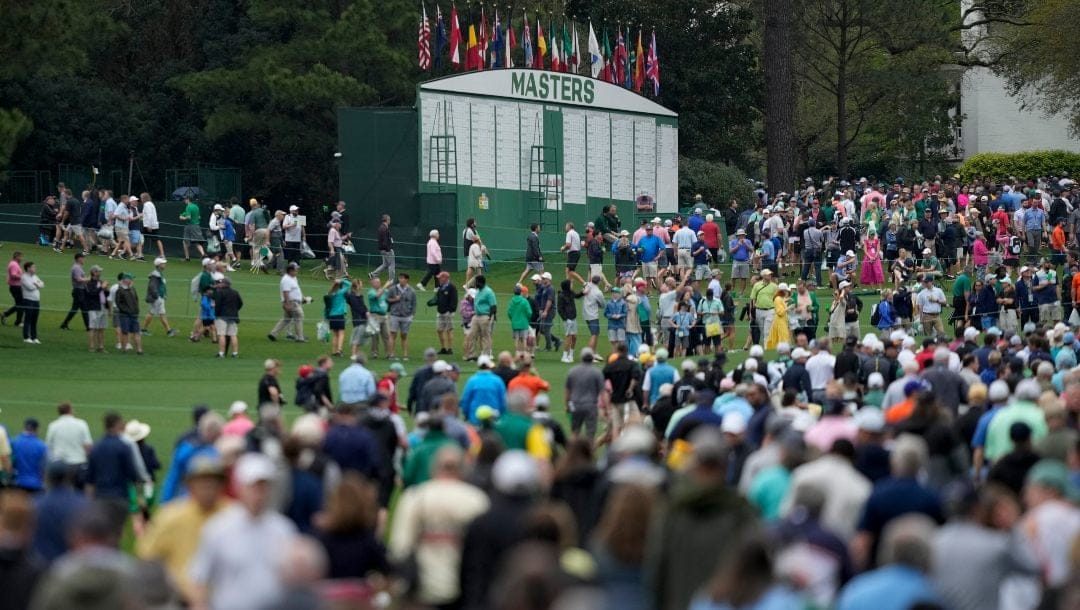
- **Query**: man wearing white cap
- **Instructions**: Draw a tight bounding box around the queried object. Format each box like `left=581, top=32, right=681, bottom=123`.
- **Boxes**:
left=190, top=453, right=296, bottom=610
left=141, top=257, right=177, bottom=337
left=729, top=228, right=754, bottom=292
left=282, top=205, right=304, bottom=265
left=834, top=249, right=857, bottom=289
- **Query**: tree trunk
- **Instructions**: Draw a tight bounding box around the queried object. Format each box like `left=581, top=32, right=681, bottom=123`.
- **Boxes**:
left=835, top=0, right=849, bottom=177
left=763, top=0, right=796, bottom=193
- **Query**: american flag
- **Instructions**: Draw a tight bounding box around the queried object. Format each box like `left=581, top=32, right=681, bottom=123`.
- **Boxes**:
left=645, top=30, right=659, bottom=95
left=418, top=4, right=431, bottom=70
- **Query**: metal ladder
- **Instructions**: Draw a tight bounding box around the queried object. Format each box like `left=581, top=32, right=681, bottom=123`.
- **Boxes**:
left=527, top=115, right=561, bottom=231
left=428, top=100, right=458, bottom=190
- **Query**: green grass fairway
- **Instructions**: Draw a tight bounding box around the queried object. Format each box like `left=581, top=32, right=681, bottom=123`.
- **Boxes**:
left=0, top=241, right=874, bottom=464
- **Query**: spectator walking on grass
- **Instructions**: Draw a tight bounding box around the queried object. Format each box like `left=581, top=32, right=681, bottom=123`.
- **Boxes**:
left=268, top=262, right=307, bottom=343
left=213, top=277, right=243, bottom=358
left=141, top=257, right=177, bottom=337
left=114, top=273, right=142, bottom=354
left=19, top=261, right=43, bottom=345
left=386, top=273, right=417, bottom=360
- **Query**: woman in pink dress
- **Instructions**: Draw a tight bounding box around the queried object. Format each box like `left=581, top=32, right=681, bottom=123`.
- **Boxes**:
left=860, top=229, right=885, bottom=286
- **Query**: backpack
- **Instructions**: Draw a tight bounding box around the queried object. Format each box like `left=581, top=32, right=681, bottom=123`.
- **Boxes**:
left=1009, top=236, right=1022, bottom=256
left=190, top=274, right=202, bottom=301
left=870, top=302, right=881, bottom=327
left=294, top=375, right=316, bottom=407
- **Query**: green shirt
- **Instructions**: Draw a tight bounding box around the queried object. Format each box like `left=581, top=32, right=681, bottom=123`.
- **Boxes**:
left=474, top=286, right=497, bottom=315
left=699, top=298, right=723, bottom=324
left=507, top=295, right=533, bottom=331
left=750, top=281, right=778, bottom=310
left=328, top=279, right=351, bottom=317
left=402, top=430, right=454, bottom=487
left=198, top=271, right=214, bottom=293
left=748, top=465, right=790, bottom=520
left=820, top=204, right=835, bottom=224
left=952, top=273, right=971, bottom=298
left=495, top=412, right=535, bottom=451
left=984, top=402, right=1049, bottom=461
left=367, top=287, right=388, bottom=314
left=182, top=203, right=201, bottom=226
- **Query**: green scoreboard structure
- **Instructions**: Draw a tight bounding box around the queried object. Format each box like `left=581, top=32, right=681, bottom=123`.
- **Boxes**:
left=338, top=69, right=679, bottom=270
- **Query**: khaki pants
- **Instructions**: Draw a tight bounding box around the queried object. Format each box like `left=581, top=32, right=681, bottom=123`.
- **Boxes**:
left=269, top=300, right=305, bottom=340
left=368, top=313, right=390, bottom=356
left=920, top=312, right=944, bottom=337
left=465, top=314, right=492, bottom=358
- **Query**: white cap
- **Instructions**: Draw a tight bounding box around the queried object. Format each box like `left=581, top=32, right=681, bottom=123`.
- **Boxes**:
left=466, top=288, right=478, bottom=299
left=129, top=196, right=139, bottom=203
left=432, top=360, right=451, bottom=374
left=681, top=359, right=698, bottom=372
left=749, top=345, right=764, bottom=358
left=234, top=453, right=277, bottom=485
left=201, top=257, right=213, bottom=267
left=476, top=354, right=494, bottom=369
left=777, top=283, right=790, bottom=291
left=541, top=272, right=552, bottom=280
left=846, top=250, right=855, bottom=257
left=530, top=274, right=542, bottom=282
left=651, top=217, right=662, bottom=224
left=213, top=204, right=225, bottom=211
left=862, top=334, right=878, bottom=348
left=721, top=412, right=747, bottom=435
left=963, top=327, right=979, bottom=341
left=923, top=248, right=932, bottom=255
left=153, top=257, right=167, bottom=266
left=867, top=372, right=885, bottom=388
left=839, top=281, right=852, bottom=289
left=854, top=408, right=885, bottom=433
left=744, top=357, right=758, bottom=371
left=791, top=347, right=809, bottom=360
left=492, top=450, right=541, bottom=495
left=289, top=205, right=299, bottom=211
left=890, top=330, right=907, bottom=344
left=901, top=336, right=916, bottom=349
left=228, top=401, right=248, bottom=416
left=776, top=342, right=791, bottom=354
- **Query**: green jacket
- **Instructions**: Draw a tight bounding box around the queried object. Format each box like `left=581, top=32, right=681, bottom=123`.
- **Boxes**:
left=508, top=295, right=533, bottom=331
left=402, top=430, right=455, bottom=487
left=494, top=412, right=534, bottom=451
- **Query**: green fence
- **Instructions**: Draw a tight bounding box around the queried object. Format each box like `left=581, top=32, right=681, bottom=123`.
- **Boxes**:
left=0, top=170, right=53, bottom=204
left=165, top=163, right=242, bottom=204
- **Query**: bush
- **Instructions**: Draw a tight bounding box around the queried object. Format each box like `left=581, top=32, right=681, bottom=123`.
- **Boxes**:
left=956, top=151, right=1080, bottom=181
left=679, top=156, right=755, bottom=209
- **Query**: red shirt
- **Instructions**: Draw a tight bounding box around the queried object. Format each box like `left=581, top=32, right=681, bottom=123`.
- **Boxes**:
left=915, top=348, right=935, bottom=371
left=700, top=221, right=721, bottom=249
left=378, top=376, right=400, bottom=413
left=991, top=208, right=1009, bottom=230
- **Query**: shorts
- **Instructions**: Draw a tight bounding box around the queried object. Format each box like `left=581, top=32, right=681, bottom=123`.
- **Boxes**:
left=328, top=314, right=346, bottom=331
left=129, top=230, right=142, bottom=245
left=214, top=319, right=238, bottom=336
left=589, top=263, right=603, bottom=279
left=677, top=249, right=693, bottom=269
left=118, top=314, right=139, bottom=334
left=201, top=318, right=215, bottom=328
left=694, top=265, right=710, bottom=280
left=112, top=312, right=121, bottom=328
left=566, top=251, right=580, bottom=271
left=144, top=228, right=158, bottom=237
left=350, top=325, right=369, bottom=346
left=642, top=262, right=659, bottom=278
left=675, top=335, right=689, bottom=349
left=389, top=315, right=413, bottom=334
left=587, top=319, right=600, bottom=336
left=436, top=312, right=454, bottom=332
left=608, top=328, right=626, bottom=342
left=148, top=297, right=166, bottom=316
left=183, top=225, right=203, bottom=243
left=70, top=224, right=82, bottom=233
left=88, top=310, right=107, bottom=330
left=114, top=228, right=130, bottom=242
left=526, top=262, right=544, bottom=272
left=732, top=261, right=750, bottom=279
left=512, top=329, right=529, bottom=340
left=84, top=227, right=99, bottom=241
left=563, top=319, right=578, bottom=335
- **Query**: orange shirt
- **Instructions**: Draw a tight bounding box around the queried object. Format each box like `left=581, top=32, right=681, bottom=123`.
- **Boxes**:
left=1072, top=274, right=1080, bottom=305
left=885, top=398, right=915, bottom=424
left=1052, top=225, right=1066, bottom=251
left=506, top=373, right=550, bottom=398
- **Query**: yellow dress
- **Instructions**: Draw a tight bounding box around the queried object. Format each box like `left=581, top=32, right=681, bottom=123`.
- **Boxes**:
left=765, top=294, right=791, bottom=349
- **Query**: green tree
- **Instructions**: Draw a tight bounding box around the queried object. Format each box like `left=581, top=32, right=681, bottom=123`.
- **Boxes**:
left=0, top=0, right=111, bottom=167
left=171, top=0, right=417, bottom=205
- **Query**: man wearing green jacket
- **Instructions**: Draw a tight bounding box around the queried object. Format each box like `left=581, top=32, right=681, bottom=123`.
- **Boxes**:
left=508, top=284, right=533, bottom=356
left=402, top=419, right=455, bottom=487
left=984, top=379, right=1049, bottom=462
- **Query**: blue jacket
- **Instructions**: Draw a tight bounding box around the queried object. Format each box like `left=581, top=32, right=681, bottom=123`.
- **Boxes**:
left=875, top=300, right=895, bottom=330
left=11, top=432, right=46, bottom=490
left=460, top=370, right=507, bottom=423
left=605, top=298, right=628, bottom=329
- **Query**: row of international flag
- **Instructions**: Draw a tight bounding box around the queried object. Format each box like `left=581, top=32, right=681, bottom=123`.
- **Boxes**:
left=418, top=5, right=660, bottom=95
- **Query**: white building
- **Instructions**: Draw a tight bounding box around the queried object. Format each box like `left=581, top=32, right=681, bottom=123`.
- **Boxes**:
left=958, top=1, right=1080, bottom=159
